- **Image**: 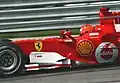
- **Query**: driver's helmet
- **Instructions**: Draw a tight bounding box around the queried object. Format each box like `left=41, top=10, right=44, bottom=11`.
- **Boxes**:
left=80, top=24, right=94, bottom=35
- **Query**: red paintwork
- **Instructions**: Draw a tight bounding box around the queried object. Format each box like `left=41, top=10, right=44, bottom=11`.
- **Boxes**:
left=11, top=7, right=120, bottom=65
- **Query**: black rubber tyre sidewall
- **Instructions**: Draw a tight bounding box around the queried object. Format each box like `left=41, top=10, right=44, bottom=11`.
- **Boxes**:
left=0, top=45, right=23, bottom=75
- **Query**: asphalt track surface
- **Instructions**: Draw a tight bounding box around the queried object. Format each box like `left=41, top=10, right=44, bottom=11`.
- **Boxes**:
left=1, top=65, right=120, bottom=83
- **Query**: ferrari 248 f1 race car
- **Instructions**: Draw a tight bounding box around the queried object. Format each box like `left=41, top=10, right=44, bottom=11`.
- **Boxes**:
left=0, top=7, right=120, bottom=75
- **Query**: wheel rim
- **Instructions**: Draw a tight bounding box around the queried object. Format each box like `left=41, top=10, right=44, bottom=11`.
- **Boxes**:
left=0, top=50, right=17, bottom=71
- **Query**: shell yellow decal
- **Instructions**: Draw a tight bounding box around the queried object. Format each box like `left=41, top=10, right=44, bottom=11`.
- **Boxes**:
left=35, top=41, right=42, bottom=51
left=77, top=40, right=94, bottom=56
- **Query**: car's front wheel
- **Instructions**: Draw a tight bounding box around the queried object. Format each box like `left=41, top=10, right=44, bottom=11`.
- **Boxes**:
left=0, top=45, right=23, bottom=75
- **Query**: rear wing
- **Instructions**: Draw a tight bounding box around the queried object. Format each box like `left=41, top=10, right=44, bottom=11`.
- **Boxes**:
left=99, top=7, right=120, bottom=33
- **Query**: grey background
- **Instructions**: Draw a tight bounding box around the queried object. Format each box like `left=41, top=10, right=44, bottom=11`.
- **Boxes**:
left=0, top=0, right=120, bottom=32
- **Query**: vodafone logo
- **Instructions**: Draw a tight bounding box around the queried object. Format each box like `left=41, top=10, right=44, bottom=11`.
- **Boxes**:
left=95, top=42, right=118, bottom=63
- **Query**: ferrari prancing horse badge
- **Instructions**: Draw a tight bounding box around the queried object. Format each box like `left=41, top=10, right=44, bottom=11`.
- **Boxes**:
left=35, top=41, right=42, bottom=51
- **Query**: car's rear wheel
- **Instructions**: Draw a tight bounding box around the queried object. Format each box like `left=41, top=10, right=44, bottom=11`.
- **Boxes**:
left=0, top=45, right=23, bottom=75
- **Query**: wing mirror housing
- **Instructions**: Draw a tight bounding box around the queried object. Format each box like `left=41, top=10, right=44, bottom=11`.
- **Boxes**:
left=60, top=29, right=75, bottom=41
left=60, top=29, right=72, bottom=38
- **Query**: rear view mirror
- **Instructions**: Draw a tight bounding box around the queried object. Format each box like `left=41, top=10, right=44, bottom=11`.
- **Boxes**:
left=65, top=31, right=72, bottom=36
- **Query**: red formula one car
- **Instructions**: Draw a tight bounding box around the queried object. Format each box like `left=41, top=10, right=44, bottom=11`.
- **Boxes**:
left=0, top=7, right=120, bottom=75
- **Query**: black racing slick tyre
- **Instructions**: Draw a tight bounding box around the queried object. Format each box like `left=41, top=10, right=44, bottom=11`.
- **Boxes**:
left=0, top=41, right=23, bottom=75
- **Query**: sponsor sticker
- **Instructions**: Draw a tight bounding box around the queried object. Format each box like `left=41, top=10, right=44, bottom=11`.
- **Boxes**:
left=95, top=42, right=118, bottom=63
left=35, top=41, right=42, bottom=51
left=77, top=40, right=94, bottom=56
left=89, top=32, right=99, bottom=36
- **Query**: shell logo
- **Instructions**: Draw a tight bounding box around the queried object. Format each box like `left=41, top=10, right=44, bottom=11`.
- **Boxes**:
left=35, top=41, right=42, bottom=51
left=77, top=40, right=94, bottom=56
